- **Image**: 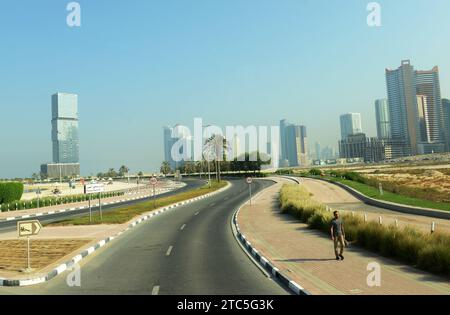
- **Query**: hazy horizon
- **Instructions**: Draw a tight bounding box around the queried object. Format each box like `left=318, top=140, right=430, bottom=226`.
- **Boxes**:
left=1, top=0, right=450, bottom=178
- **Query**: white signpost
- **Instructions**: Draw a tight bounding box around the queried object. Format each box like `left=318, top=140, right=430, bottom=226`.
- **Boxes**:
left=18, top=220, right=42, bottom=272
left=246, top=177, right=253, bottom=205
left=36, top=187, right=41, bottom=209
left=84, top=183, right=105, bottom=222
left=150, top=177, right=158, bottom=209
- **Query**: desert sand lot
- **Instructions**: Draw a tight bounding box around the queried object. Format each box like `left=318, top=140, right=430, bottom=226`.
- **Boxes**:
left=0, top=239, right=90, bottom=275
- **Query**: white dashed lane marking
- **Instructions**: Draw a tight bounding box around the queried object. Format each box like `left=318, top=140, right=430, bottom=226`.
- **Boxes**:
left=180, top=224, right=186, bottom=231
left=166, top=246, right=174, bottom=256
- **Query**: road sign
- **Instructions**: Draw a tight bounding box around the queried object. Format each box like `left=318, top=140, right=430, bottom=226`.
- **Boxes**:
left=18, top=220, right=42, bottom=237
left=150, top=177, right=158, bottom=185
left=246, top=177, right=253, bottom=184
left=84, top=183, right=105, bottom=194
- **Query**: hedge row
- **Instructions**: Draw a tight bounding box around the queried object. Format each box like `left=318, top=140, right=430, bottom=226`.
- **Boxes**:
left=279, top=184, right=450, bottom=276
left=0, top=191, right=125, bottom=212
left=0, top=182, right=24, bottom=204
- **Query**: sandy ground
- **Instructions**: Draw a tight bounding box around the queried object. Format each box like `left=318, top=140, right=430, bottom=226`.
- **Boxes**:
left=301, top=178, right=450, bottom=234
left=0, top=239, right=91, bottom=275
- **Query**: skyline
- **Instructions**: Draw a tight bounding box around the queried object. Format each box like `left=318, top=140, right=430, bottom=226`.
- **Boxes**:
left=2, top=0, right=450, bottom=177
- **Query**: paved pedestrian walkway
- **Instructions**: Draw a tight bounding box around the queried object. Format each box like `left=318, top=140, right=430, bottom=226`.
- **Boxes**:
left=237, top=178, right=450, bottom=295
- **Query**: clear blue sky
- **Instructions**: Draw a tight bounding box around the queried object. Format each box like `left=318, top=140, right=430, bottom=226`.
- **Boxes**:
left=1, top=0, right=450, bottom=178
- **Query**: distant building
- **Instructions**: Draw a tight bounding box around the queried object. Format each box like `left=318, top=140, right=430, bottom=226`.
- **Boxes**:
left=385, top=60, right=418, bottom=156
left=385, top=60, right=446, bottom=157
left=41, top=93, right=80, bottom=179
left=375, top=99, right=391, bottom=139
left=443, top=99, right=450, bottom=151
left=415, top=66, right=445, bottom=154
left=40, top=163, right=80, bottom=179
left=279, top=120, right=308, bottom=167
left=52, top=93, right=79, bottom=163
left=340, top=113, right=362, bottom=140
left=339, top=133, right=392, bottom=162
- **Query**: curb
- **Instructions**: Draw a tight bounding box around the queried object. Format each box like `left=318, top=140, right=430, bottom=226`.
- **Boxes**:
left=231, top=181, right=311, bottom=296
left=0, top=182, right=231, bottom=287
left=0, top=186, right=184, bottom=223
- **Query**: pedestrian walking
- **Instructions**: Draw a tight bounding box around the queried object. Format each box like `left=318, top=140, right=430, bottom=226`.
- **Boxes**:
left=331, top=211, right=345, bottom=261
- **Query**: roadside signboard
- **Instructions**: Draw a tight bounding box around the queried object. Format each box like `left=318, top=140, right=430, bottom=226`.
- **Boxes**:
left=17, top=220, right=42, bottom=272
left=246, top=177, right=253, bottom=205
left=84, top=183, right=105, bottom=223
left=84, top=183, right=105, bottom=194
left=18, top=220, right=42, bottom=237
left=150, top=177, right=158, bottom=186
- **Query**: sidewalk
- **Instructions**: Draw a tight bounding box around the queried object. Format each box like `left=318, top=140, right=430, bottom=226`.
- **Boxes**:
left=237, top=178, right=450, bottom=295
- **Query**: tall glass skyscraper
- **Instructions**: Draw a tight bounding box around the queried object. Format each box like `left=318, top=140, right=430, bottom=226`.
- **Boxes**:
left=339, top=113, right=362, bottom=140
left=415, top=67, right=445, bottom=146
left=52, top=93, right=79, bottom=163
left=279, top=120, right=308, bottom=167
left=385, top=60, right=418, bottom=156
left=375, top=99, right=391, bottom=139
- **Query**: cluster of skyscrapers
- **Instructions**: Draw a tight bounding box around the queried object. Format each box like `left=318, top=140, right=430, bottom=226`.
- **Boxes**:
left=339, top=60, right=450, bottom=162
left=40, top=93, right=80, bottom=179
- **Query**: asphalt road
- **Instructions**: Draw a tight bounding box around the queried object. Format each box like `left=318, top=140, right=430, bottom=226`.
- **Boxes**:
left=0, top=179, right=205, bottom=233
left=0, top=179, right=288, bottom=295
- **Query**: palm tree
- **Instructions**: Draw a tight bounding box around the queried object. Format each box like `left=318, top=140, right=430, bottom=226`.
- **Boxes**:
left=119, top=165, right=129, bottom=177
left=160, top=161, right=171, bottom=175
left=205, top=134, right=228, bottom=182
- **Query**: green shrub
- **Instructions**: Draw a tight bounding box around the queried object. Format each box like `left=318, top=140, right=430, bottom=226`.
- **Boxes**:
left=0, top=182, right=24, bottom=203
left=309, top=169, right=323, bottom=176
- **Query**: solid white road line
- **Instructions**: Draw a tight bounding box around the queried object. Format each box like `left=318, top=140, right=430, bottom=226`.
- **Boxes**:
left=152, top=286, right=160, bottom=295
left=180, top=224, right=186, bottom=231
left=166, top=246, right=174, bottom=256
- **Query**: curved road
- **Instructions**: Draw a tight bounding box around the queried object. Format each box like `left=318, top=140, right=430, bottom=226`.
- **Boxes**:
left=0, top=179, right=205, bottom=233
left=0, top=179, right=288, bottom=295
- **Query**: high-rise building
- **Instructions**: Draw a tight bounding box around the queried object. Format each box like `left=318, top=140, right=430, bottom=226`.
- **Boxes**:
left=375, top=99, right=391, bottom=139
left=385, top=60, right=446, bottom=156
left=41, top=92, right=80, bottom=179
left=52, top=93, right=79, bottom=163
left=385, top=60, right=418, bottom=157
left=339, top=113, right=362, bottom=140
left=279, top=120, right=308, bottom=167
left=442, top=99, right=450, bottom=152
left=415, top=66, right=445, bottom=154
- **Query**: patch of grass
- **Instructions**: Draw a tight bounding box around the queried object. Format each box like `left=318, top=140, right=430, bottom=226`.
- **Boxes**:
left=279, top=184, right=450, bottom=276
left=48, top=181, right=228, bottom=226
left=327, top=177, right=450, bottom=212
